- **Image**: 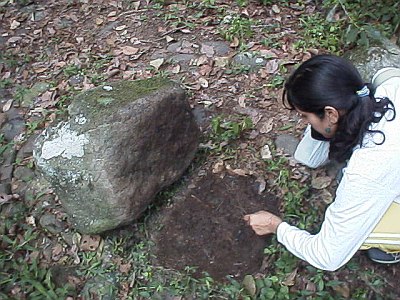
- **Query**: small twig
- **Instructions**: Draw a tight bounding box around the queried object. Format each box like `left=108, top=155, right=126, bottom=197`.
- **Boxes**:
left=152, top=25, right=189, bottom=42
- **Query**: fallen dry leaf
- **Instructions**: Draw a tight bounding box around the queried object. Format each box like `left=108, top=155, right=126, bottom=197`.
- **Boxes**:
left=120, top=46, right=140, bottom=55
left=198, top=77, right=209, bottom=88
left=25, top=216, right=35, bottom=226
left=331, top=282, right=351, bottom=298
left=10, top=20, right=21, bottom=30
left=0, top=194, right=13, bottom=204
left=260, top=144, right=272, bottom=160
left=133, top=1, right=141, bottom=10
left=95, top=18, right=104, bottom=25
left=171, top=64, right=181, bottom=74
left=212, top=161, right=224, bottom=174
left=80, top=235, right=101, bottom=252
left=260, top=119, right=274, bottom=134
left=52, top=243, right=64, bottom=260
left=2, top=99, right=13, bottom=112
left=230, top=36, right=240, bottom=48
left=311, top=176, right=332, bottom=190
left=214, top=57, right=229, bottom=68
left=149, top=58, right=164, bottom=70
left=165, top=35, right=175, bottom=43
left=282, top=268, right=297, bottom=286
left=7, top=36, right=22, bottom=44
left=226, top=165, right=247, bottom=176
left=319, top=189, right=333, bottom=204
left=264, top=59, right=279, bottom=74
left=119, top=262, right=132, bottom=274
left=115, top=25, right=127, bottom=31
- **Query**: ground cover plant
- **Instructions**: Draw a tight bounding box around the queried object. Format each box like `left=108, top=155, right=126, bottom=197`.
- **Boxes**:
left=1, top=0, right=399, bottom=299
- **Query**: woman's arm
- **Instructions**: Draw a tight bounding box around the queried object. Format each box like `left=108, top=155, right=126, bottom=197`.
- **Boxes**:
left=279, top=147, right=399, bottom=270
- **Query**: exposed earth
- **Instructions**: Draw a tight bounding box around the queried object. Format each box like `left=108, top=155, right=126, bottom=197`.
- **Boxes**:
left=1, top=0, right=400, bottom=299
left=152, top=172, right=279, bottom=281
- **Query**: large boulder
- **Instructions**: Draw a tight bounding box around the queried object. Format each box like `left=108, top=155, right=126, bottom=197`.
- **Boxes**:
left=346, top=31, right=400, bottom=81
left=33, top=78, right=200, bottom=234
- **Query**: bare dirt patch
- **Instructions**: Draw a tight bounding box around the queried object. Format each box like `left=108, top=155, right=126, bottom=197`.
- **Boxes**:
left=151, top=171, right=279, bottom=281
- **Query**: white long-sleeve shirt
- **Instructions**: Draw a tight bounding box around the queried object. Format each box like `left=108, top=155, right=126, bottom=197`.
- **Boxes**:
left=277, top=73, right=400, bottom=271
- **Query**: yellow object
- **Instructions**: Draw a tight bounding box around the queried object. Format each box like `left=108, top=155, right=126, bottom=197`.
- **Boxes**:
left=361, top=201, right=400, bottom=252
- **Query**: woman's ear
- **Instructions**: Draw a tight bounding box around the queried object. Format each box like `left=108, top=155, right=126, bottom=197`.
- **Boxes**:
left=324, top=106, right=339, bottom=124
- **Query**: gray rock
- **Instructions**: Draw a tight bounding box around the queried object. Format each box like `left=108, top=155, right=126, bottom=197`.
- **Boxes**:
left=346, top=31, right=400, bottom=81
left=69, top=75, right=84, bottom=86
left=13, top=166, right=35, bottom=182
left=0, top=182, right=11, bottom=194
left=17, top=134, right=37, bottom=160
left=39, top=213, right=65, bottom=234
left=169, top=53, right=197, bottom=64
left=33, top=78, right=200, bottom=234
left=0, top=147, right=16, bottom=182
left=1, top=117, right=25, bottom=141
left=167, top=41, right=182, bottom=53
left=232, top=52, right=266, bottom=69
left=275, top=134, right=299, bottom=156
left=20, top=82, right=50, bottom=108
left=202, top=41, right=232, bottom=56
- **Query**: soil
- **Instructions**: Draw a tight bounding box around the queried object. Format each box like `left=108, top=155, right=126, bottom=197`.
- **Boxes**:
left=152, top=172, right=279, bottom=281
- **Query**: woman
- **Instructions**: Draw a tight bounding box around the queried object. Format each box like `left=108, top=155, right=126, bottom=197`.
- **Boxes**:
left=244, top=55, right=400, bottom=271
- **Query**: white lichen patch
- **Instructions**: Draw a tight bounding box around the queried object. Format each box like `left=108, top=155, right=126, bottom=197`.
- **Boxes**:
left=41, top=123, right=89, bottom=160
left=75, top=114, right=87, bottom=125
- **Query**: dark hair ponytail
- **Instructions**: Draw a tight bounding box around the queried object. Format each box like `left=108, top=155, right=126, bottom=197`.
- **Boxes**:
left=283, top=55, right=396, bottom=162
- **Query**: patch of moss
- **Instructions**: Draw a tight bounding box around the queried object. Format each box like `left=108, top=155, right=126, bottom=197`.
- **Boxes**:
left=69, top=77, right=173, bottom=118
left=97, top=97, right=115, bottom=106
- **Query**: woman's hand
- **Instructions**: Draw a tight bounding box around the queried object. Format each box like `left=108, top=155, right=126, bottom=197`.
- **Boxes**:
left=243, top=211, right=283, bottom=235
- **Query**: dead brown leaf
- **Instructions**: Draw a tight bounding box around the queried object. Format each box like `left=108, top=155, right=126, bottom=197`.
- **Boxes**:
left=80, top=235, right=101, bottom=252
left=264, top=59, right=279, bottom=74
left=230, top=37, right=240, bottom=48
left=212, top=161, right=224, bottom=174
left=120, top=46, right=140, bottom=55
left=0, top=193, right=13, bottom=204
left=10, top=20, right=21, bottom=30
left=282, top=268, right=298, bottom=286
left=311, top=176, right=332, bottom=190
left=226, top=165, right=248, bottom=176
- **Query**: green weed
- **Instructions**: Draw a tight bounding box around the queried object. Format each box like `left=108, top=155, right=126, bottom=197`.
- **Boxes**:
left=267, top=74, right=285, bottom=89
left=235, top=0, right=248, bottom=7
left=219, top=15, right=255, bottom=44
left=210, top=115, right=253, bottom=145
left=63, top=64, right=84, bottom=77
left=0, top=79, right=12, bottom=89
left=294, top=14, right=342, bottom=53
left=323, top=0, right=400, bottom=48
left=0, top=222, right=72, bottom=299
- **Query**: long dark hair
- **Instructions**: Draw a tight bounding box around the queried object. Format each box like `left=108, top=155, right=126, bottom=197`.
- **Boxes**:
left=283, top=54, right=396, bottom=162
